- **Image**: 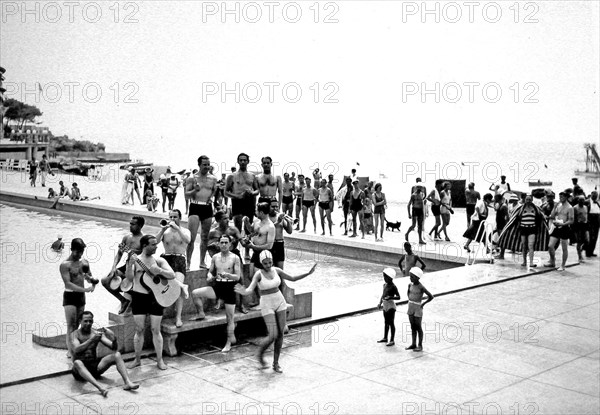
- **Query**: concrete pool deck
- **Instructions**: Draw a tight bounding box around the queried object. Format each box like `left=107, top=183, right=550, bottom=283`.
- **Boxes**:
left=1, top=260, right=598, bottom=414
left=1, top=175, right=599, bottom=413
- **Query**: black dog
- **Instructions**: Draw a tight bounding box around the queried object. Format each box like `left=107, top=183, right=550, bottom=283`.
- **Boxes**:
left=385, top=219, right=401, bottom=232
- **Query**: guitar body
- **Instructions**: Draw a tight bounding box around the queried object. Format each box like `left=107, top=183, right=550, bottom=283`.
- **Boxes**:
left=142, top=272, right=185, bottom=307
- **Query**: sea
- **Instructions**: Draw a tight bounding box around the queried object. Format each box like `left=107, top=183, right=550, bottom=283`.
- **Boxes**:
left=102, top=138, right=599, bottom=205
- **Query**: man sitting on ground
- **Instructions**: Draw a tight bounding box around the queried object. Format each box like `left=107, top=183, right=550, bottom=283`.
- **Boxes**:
left=71, top=311, right=139, bottom=397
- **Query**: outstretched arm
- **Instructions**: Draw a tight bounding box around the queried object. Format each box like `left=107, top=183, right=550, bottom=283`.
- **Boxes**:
left=276, top=263, right=317, bottom=282
left=235, top=271, right=261, bottom=295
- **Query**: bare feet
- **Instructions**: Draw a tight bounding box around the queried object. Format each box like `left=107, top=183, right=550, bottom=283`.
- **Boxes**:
left=100, top=389, right=109, bottom=398
left=182, top=284, right=190, bottom=299
left=175, top=319, right=183, bottom=328
left=189, top=314, right=206, bottom=321
left=124, top=383, right=140, bottom=391
left=414, top=346, right=423, bottom=352
left=273, top=363, right=283, bottom=373
left=157, top=361, right=168, bottom=370
left=128, top=360, right=141, bottom=369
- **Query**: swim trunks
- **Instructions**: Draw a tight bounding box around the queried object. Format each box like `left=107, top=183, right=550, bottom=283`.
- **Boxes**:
left=63, top=292, right=86, bottom=308
left=318, top=201, right=330, bottom=210
left=466, top=204, right=476, bottom=218
left=212, top=281, right=236, bottom=305
left=407, top=301, right=423, bottom=317
left=231, top=194, right=256, bottom=221
left=161, top=254, right=187, bottom=280
left=251, top=250, right=264, bottom=270
left=551, top=225, right=571, bottom=240
left=302, top=200, right=314, bottom=208
left=431, top=205, right=441, bottom=216
left=130, top=291, right=164, bottom=316
left=270, top=240, right=285, bottom=263
left=258, top=196, right=276, bottom=204
left=412, top=208, right=423, bottom=218
left=282, top=195, right=293, bottom=204
left=189, top=203, right=213, bottom=221
left=72, top=359, right=101, bottom=380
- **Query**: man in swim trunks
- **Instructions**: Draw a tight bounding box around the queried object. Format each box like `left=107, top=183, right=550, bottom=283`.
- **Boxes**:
left=206, top=211, right=245, bottom=313
left=318, top=179, right=334, bottom=236
left=406, top=186, right=426, bottom=244
left=185, top=155, right=218, bottom=269
left=101, top=216, right=145, bottom=314
left=293, top=174, right=305, bottom=230
left=545, top=191, right=574, bottom=271
left=156, top=209, right=191, bottom=327
left=410, top=177, right=427, bottom=198
left=242, top=202, right=276, bottom=271
left=301, top=177, right=319, bottom=233
left=190, top=234, right=241, bottom=352
left=226, top=153, right=259, bottom=233
left=281, top=172, right=295, bottom=217
left=257, top=156, right=282, bottom=205
left=465, top=182, right=481, bottom=226
left=125, top=235, right=176, bottom=370
left=71, top=311, right=139, bottom=397
left=61, top=238, right=96, bottom=356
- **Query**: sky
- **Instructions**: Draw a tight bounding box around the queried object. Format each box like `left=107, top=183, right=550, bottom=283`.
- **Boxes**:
left=1, top=0, right=598, bottom=169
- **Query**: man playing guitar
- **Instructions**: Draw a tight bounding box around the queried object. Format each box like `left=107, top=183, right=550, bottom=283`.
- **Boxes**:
left=101, top=216, right=145, bottom=314
left=125, top=234, right=176, bottom=370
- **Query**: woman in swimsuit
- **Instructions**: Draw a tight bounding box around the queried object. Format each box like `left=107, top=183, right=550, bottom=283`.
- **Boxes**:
left=439, top=182, right=453, bottom=241
left=235, top=251, right=317, bottom=373
left=372, top=183, right=387, bottom=242
left=349, top=180, right=365, bottom=239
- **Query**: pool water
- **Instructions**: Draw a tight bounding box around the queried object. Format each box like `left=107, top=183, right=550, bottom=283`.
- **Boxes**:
left=0, top=204, right=386, bottom=348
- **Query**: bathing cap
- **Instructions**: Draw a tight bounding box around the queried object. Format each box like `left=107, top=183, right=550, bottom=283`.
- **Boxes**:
left=259, top=250, right=273, bottom=263
left=382, top=268, right=396, bottom=278
left=409, top=267, right=423, bottom=279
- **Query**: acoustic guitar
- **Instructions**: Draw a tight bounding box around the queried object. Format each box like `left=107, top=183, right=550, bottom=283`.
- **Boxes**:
left=120, top=245, right=185, bottom=307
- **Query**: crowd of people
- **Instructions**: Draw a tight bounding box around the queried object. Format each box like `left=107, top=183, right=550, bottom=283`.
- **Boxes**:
left=55, top=152, right=598, bottom=397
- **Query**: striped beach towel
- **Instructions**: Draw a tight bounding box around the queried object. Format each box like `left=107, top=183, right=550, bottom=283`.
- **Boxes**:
left=498, top=204, right=550, bottom=252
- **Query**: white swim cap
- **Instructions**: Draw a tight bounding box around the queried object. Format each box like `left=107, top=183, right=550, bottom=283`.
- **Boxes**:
left=409, top=267, right=423, bottom=279
left=259, top=250, right=273, bottom=263
left=382, top=268, right=396, bottom=278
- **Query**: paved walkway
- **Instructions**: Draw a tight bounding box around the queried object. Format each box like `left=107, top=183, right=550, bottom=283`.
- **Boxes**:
left=1, top=259, right=597, bottom=414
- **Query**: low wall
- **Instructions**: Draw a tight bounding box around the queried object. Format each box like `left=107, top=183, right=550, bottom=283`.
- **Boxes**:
left=0, top=190, right=464, bottom=269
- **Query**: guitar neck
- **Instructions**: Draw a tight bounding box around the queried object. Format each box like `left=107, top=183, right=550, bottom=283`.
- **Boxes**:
left=121, top=245, right=155, bottom=276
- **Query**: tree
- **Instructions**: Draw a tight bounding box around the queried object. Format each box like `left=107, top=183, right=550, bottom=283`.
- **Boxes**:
left=3, top=98, right=43, bottom=130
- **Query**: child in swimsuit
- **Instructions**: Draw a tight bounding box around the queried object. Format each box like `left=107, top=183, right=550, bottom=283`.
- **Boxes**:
left=398, top=242, right=427, bottom=277
left=377, top=268, right=400, bottom=346
left=405, top=267, right=434, bottom=352
left=235, top=251, right=317, bottom=373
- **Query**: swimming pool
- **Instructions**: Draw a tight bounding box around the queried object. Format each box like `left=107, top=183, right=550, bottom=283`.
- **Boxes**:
left=0, top=204, right=389, bottom=339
